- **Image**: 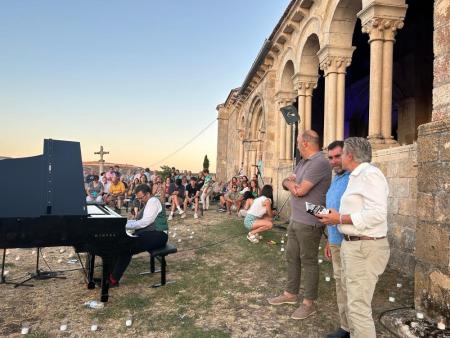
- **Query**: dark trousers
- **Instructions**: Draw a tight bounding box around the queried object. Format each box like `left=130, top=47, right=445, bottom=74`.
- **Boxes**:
left=112, top=231, right=168, bottom=281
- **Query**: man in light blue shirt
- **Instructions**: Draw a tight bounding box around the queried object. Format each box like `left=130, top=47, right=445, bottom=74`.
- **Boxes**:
left=325, top=141, right=350, bottom=338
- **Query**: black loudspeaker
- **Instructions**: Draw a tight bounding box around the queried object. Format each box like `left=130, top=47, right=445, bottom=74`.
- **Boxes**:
left=280, top=105, right=300, bottom=125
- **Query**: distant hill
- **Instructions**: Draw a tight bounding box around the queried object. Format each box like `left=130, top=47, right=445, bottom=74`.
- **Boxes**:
left=0, top=156, right=11, bottom=160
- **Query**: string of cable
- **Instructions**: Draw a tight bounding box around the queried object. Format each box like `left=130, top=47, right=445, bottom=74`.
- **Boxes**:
left=149, top=119, right=217, bottom=167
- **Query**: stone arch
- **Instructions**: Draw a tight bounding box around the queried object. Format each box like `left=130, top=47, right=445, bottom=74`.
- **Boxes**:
left=242, top=95, right=266, bottom=175
left=294, top=16, right=322, bottom=65
left=247, top=96, right=265, bottom=140
left=298, top=33, right=321, bottom=77
left=275, top=47, right=297, bottom=93
left=322, top=0, right=363, bottom=48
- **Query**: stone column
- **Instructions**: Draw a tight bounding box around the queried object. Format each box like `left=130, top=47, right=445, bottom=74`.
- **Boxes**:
left=381, top=19, right=404, bottom=144
left=238, top=129, right=245, bottom=170
left=364, top=23, right=384, bottom=143
left=278, top=100, right=286, bottom=160
left=305, top=86, right=313, bottom=130
left=293, top=75, right=318, bottom=133
left=216, top=104, right=229, bottom=181
left=318, top=47, right=354, bottom=146
left=358, top=3, right=406, bottom=145
left=336, top=64, right=347, bottom=140
left=297, top=86, right=306, bottom=132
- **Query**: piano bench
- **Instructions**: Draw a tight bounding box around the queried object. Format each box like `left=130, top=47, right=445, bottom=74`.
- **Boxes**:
left=140, top=243, right=177, bottom=288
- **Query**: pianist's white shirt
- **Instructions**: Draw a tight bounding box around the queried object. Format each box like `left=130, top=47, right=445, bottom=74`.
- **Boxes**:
left=337, top=162, right=389, bottom=237
left=126, top=197, right=162, bottom=231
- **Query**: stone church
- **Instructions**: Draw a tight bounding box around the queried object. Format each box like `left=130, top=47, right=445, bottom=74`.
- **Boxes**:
left=216, top=0, right=450, bottom=322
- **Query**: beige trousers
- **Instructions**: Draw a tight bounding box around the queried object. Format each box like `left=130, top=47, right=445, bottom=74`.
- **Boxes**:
left=340, top=238, right=389, bottom=338
left=330, top=244, right=349, bottom=332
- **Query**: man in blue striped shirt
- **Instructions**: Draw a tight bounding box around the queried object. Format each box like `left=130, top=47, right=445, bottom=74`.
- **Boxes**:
left=325, top=141, right=350, bottom=338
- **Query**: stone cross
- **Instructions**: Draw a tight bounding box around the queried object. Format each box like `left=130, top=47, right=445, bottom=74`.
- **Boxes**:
left=94, top=146, right=109, bottom=174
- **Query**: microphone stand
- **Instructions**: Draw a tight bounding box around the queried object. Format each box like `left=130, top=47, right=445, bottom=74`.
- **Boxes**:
left=14, top=248, right=66, bottom=288
left=275, top=121, right=299, bottom=226
left=0, top=249, right=15, bottom=285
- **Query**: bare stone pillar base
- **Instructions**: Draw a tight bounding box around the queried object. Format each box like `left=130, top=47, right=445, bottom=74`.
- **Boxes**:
left=415, top=118, right=450, bottom=322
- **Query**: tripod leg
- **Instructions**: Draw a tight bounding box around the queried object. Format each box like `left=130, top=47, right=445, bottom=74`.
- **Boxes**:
left=1, top=249, right=6, bottom=283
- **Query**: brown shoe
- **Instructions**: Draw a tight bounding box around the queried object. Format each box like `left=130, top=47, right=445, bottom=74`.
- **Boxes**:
left=267, top=293, right=298, bottom=306
left=291, top=303, right=316, bottom=320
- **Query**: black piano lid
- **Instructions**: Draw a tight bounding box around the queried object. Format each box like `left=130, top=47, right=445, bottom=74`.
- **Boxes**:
left=0, top=139, right=87, bottom=218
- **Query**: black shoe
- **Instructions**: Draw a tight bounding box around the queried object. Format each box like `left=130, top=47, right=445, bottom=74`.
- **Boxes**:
left=326, top=328, right=350, bottom=338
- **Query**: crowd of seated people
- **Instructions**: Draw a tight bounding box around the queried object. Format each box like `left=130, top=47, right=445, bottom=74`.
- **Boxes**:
left=84, top=166, right=221, bottom=219
left=217, top=175, right=261, bottom=215
left=84, top=165, right=274, bottom=232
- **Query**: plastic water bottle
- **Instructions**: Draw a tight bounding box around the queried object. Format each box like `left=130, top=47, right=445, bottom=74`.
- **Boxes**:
left=125, top=311, right=133, bottom=327
left=21, top=322, right=30, bottom=335
left=84, top=300, right=105, bottom=309
left=91, top=318, right=99, bottom=331
left=60, top=318, right=68, bottom=331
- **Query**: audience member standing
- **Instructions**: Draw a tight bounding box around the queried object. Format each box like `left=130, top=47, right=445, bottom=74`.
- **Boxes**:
left=323, top=141, right=350, bottom=338
left=268, top=130, right=331, bottom=320
left=317, top=137, right=389, bottom=338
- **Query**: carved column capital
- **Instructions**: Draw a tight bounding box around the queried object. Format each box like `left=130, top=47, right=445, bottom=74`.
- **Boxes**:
left=361, top=18, right=404, bottom=42
left=292, top=73, right=319, bottom=95
left=357, top=2, right=407, bottom=42
left=317, top=45, right=355, bottom=76
left=275, top=90, right=297, bottom=107
left=319, top=56, right=352, bottom=76
left=382, top=18, right=404, bottom=41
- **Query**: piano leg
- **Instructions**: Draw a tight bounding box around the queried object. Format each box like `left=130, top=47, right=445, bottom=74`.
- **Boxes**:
left=100, top=256, right=112, bottom=303
left=87, top=254, right=96, bottom=289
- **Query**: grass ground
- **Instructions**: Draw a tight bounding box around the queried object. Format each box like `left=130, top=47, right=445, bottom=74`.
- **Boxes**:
left=0, top=209, right=412, bottom=337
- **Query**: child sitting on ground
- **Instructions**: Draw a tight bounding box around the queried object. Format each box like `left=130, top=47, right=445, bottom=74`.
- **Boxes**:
left=244, top=185, right=274, bottom=243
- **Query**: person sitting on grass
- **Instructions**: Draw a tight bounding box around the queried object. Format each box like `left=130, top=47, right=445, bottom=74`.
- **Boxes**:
left=168, top=178, right=186, bottom=220
left=184, top=176, right=200, bottom=219
left=86, top=175, right=104, bottom=203
left=105, top=172, right=126, bottom=212
left=224, top=185, right=241, bottom=214
left=218, top=182, right=229, bottom=212
left=244, top=185, right=274, bottom=243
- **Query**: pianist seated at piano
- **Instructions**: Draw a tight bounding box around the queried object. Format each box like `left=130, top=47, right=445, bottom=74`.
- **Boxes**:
left=86, top=175, right=104, bottom=203
left=104, top=172, right=126, bottom=212
left=109, top=184, right=168, bottom=286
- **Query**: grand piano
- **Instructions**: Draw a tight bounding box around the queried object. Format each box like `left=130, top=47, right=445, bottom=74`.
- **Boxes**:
left=0, top=139, right=132, bottom=302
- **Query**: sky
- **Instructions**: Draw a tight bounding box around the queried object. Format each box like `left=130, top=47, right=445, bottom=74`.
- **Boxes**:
left=0, top=0, right=290, bottom=171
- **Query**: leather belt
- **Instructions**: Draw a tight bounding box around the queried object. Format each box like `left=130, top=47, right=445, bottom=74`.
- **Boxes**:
left=343, top=235, right=386, bottom=241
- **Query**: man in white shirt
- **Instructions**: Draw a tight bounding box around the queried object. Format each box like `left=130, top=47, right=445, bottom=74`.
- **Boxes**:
left=109, top=184, right=168, bottom=286
left=317, top=137, right=389, bottom=338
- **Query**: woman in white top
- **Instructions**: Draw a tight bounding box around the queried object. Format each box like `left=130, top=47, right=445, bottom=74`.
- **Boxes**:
left=244, top=185, right=274, bottom=243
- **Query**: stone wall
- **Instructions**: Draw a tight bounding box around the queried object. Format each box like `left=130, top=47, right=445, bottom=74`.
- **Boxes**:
left=415, top=120, right=450, bottom=321
left=432, top=0, right=450, bottom=121
left=411, top=0, right=450, bottom=322
left=372, top=145, right=418, bottom=277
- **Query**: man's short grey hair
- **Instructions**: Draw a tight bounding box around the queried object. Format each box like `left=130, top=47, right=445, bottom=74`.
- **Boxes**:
left=344, top=137, right=372, bottom=163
